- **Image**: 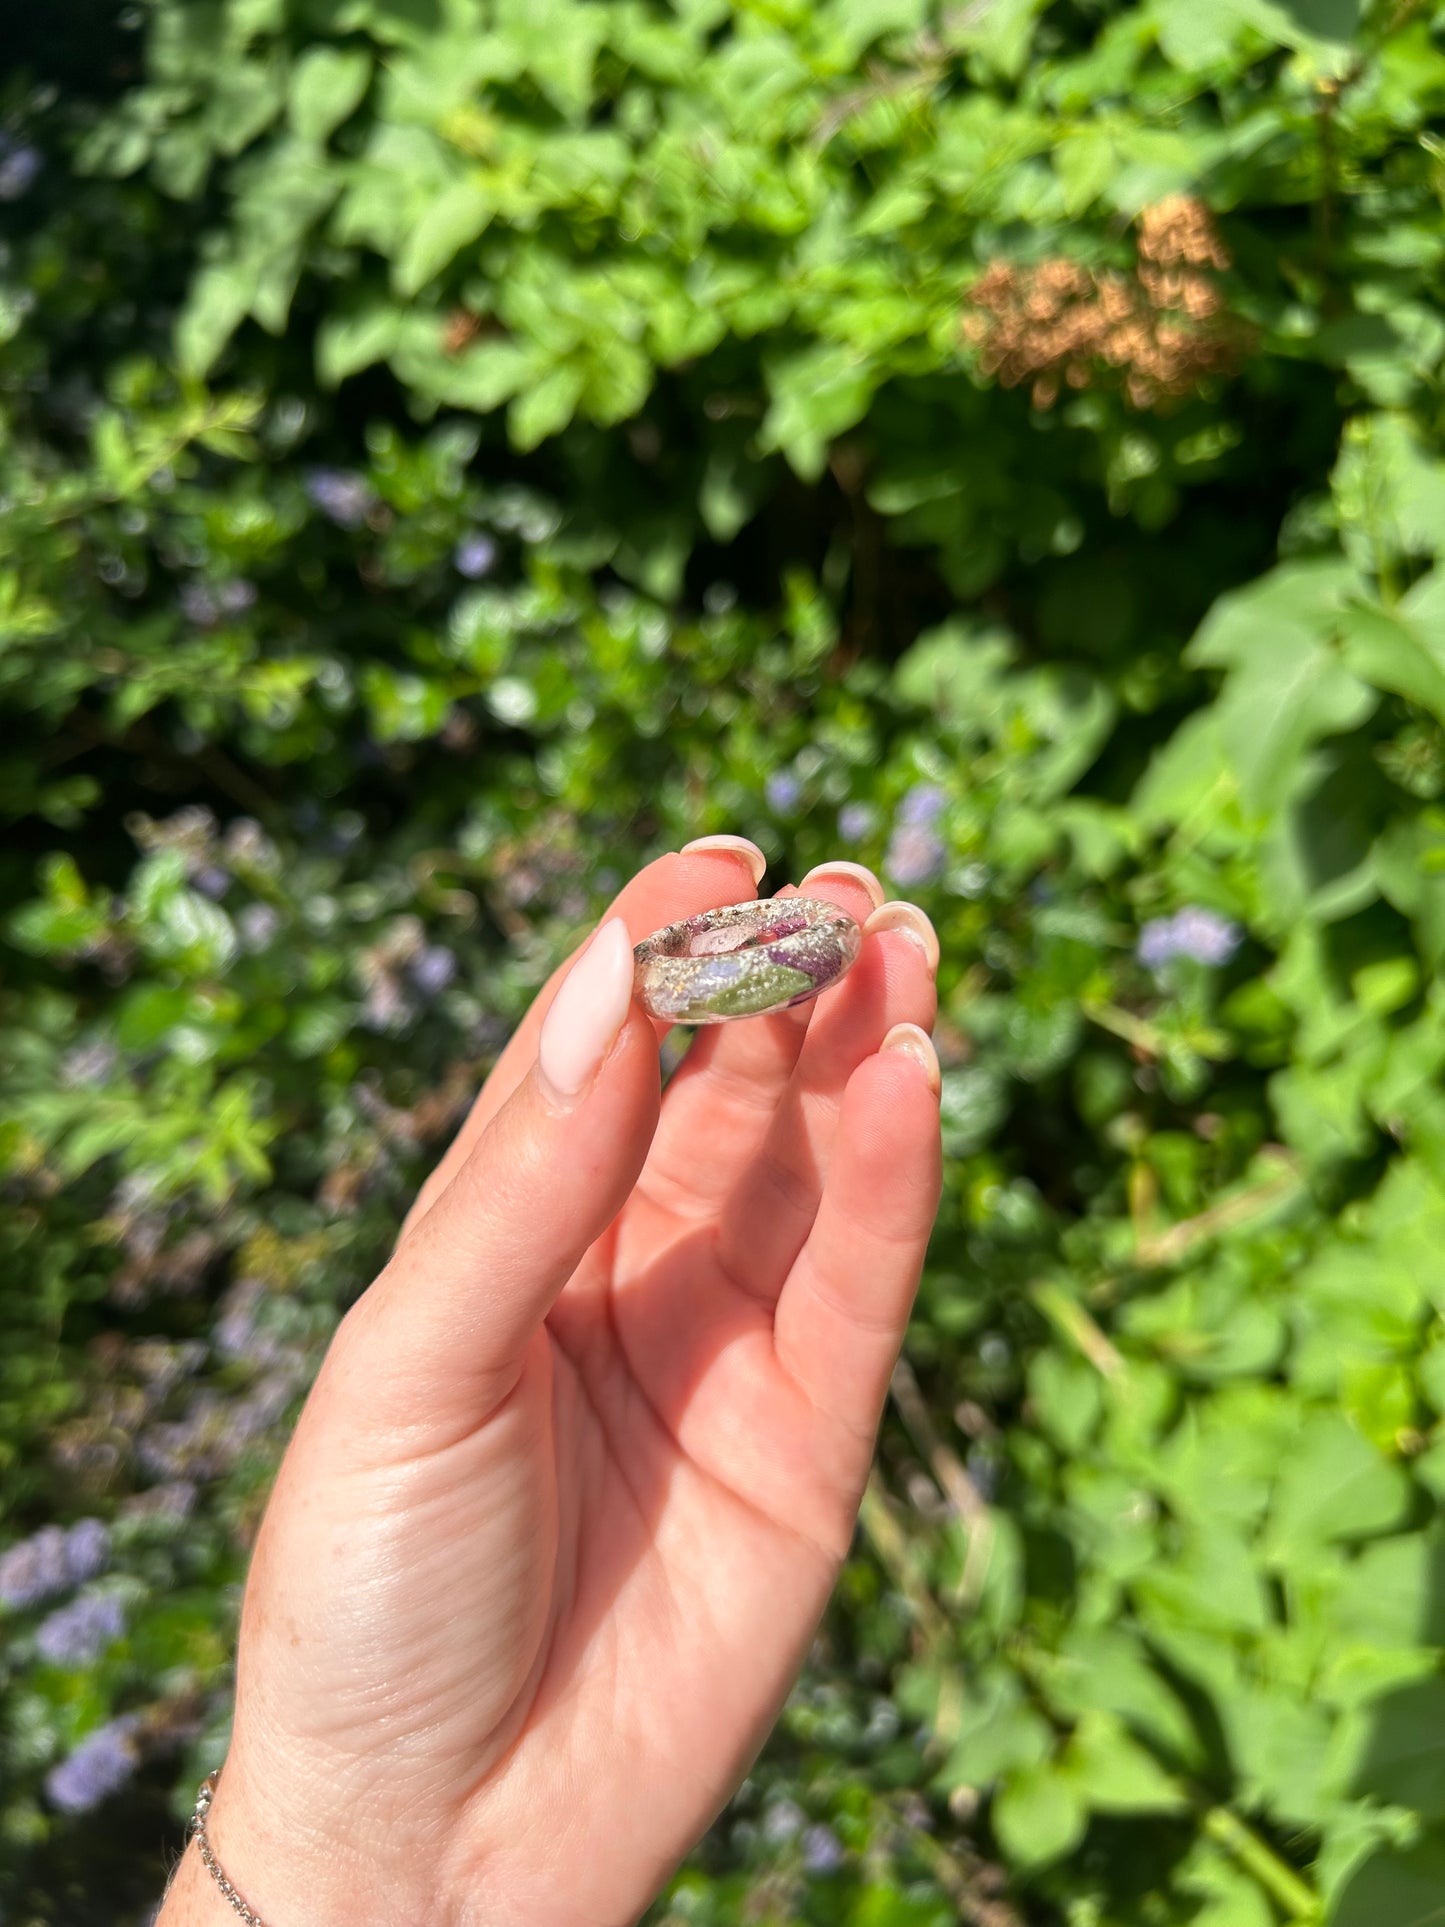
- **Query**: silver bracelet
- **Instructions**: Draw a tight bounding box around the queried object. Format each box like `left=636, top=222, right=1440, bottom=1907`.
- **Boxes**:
left=192, top=1770, right=269, bottom=1926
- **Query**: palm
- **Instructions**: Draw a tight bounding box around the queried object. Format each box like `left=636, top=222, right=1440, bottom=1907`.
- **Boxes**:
left=227, top=856, right=939, bottom=1927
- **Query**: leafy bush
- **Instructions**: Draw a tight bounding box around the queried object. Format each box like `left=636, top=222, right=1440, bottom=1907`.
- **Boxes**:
left=5, top=1, right=1445, bottom=1920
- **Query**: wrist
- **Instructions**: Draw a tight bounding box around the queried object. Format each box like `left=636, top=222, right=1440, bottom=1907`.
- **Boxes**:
left=157, top=1759, right=443, bottom=1927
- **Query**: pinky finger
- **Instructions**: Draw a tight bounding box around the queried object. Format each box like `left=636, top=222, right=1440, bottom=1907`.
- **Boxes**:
left=772, top=1025, right=943, bottom=1474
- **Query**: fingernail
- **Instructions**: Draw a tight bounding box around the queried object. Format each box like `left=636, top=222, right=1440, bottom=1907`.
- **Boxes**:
left=680, top=835, right=767, bottom=889
left=798, top=861, right=886, bottom=910
left=863, top=901, right=940, bottom=973
left=880, top=1022, right=941, bottom=1096
left=538, top=918, right=636, bottom=1104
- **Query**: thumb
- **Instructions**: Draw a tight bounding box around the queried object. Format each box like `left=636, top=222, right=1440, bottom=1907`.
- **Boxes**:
left=334, top=918, right=659, bottom=1437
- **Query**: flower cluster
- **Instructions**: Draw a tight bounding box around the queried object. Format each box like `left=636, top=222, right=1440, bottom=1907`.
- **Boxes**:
left=44, top=1716, right=141, bottom=1814
left=36, top=1593, right=126, bottom=1667
left=1137, top=905, right=1243, bottom=970
left=0, top=1519, right=110, bottom=1609
left=963, top=197, right=1248, bottom=410
left=884, top=785, right=947, bottom=888
left=304, top=467, right=378, bottom=529
left=0, top=135, right=41, bottom=202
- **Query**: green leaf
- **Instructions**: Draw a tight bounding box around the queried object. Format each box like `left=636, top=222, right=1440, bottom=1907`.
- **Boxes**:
left=316, top=303, right=403, bottom=385
left=1063, top=1712, right=1187, bottom=1814
left=1266, top=1414, right=1411, bottom=1557
left=509, top=362, right=586, bottom=450
left=393, top=178, right=495, bottom=298
left=1349, top=1680, right=1445, bottom=1817
left=760, top=344, right=876, bottom=483
left=289, top=46, right=372, bottom=143
left=1333, top=1840, right=1445, bottom=1927
left=992, top=1760, right=1089, bottom=1869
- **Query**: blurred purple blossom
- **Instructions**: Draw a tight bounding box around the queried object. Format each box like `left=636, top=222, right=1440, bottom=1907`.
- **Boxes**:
left=837, top=801, right=877, bottom=843
left=885, top=822, right=945, bottom=887
left=899, top=783, right=947, bottom=827
left=194, top=865, right=231, bottom=899
left=64, top=1518, right=112, bottom=1585
left=238, top=903, right=282, bottom=951
left=44, top=1717, right=140, bottom=1813
left=180, top=579, right=257, bottom=628
left=0, top=141, right=42, bottom=202
left=410, top=944, right=458, bottom=995
left=762, top=1798, right=806, bottom=1844
left=1137, top=907, right=1243, bottom=971
left=765, top=771, right=802, bottom=814
left=304, top=468, right=376, bottom=529
left=801, top=1824, right=846, bottom=1874
left=454, top=533, right=498, bottom=579
left=0, top=1519, right=109, bottom=1608
left=36, top=1593, right=126, bottom=1667
left=59, top=1040, right=119, bottom=1088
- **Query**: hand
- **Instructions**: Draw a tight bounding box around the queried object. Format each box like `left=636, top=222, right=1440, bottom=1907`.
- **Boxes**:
left=160, top=845, right=942, bottom=1927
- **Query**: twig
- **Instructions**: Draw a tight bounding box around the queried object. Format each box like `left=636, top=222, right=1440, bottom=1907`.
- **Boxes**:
left=1030, top=1279, right=1126, bottom=1379
left=890, top=1358, right=996, bottom=1610
left=1134, top=1151, right=1301, bottom=1268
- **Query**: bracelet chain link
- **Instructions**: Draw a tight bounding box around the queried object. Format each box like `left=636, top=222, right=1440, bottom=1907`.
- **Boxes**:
left=192, top=1770, right=269, bottom=1927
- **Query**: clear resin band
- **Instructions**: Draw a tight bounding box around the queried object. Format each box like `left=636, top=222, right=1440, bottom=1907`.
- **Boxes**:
left=633, top=897, right=862, bottom=1025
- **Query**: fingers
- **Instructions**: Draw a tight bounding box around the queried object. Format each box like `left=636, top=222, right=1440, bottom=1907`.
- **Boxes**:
left=400, top=841, right=766, bottom=1236
left=713, top=901, right=938, bottom=1300
left=338, top=921, right=664, bottom=1443
left=772, top=1036, right=943, bottom=1481
left=631, top=863, right=887, bottom=1225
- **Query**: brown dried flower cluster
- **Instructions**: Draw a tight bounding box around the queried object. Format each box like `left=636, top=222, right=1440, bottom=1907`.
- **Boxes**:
left=963, top=197, right=1248, bottom=409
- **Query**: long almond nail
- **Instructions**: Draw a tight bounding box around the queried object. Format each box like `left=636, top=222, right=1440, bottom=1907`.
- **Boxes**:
left=880, top=1022, right=941, bottom=1096
left=680, top=835, right=767, bottom=888
left=864, top=901, right=940, bottom=973
left=798, top=861, right=886, bottom=909
left=538, top=918, right=636, bottom=1104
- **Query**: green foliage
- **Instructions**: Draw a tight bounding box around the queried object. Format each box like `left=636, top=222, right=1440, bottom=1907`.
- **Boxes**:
left=4, top=0, right=1445, bottom=1920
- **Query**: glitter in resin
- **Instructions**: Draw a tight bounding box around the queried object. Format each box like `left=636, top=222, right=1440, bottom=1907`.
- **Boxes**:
left=633, top=897, right=862, bottom=1024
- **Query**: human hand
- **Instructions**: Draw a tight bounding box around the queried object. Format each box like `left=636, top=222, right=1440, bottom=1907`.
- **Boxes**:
left=160, top=843, right=942, bottom=1927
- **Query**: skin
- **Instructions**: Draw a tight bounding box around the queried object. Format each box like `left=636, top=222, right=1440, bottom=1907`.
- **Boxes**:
left=159, top=849, right=943, bottom=1927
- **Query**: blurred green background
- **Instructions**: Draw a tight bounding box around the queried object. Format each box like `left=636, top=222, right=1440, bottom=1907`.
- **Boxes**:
left=5, top=2, right=1445, bottom=1921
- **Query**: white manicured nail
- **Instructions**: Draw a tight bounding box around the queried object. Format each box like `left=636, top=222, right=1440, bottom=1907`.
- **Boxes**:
left=680, top=835, right=767, bottom=888
left=798, top=861, right=886, bottom=909
left=538, top=918, right=636, bottom=1103
left=880, top=1022, right=941, bottom=1096
left=864, top=901, right=940, bottom=973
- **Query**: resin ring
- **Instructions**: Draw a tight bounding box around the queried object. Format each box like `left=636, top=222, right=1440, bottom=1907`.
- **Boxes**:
left=633, top=897, right=863, bottom=1025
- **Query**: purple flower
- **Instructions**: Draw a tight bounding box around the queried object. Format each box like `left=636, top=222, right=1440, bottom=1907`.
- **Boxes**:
left=766, top=771, right=802, bottom=814
left=885, top=822, right=946, bottom=887
left=36, top=1593, right=126, bottom=1667
left=838, top=801, right=877, bottom=843
left=0, top=142, right=42, bottom=202
left=0, top=1526, right=71, bottom=1608
left=801, top=1824, right=846, bottom=1875
left=179, top=583, right=219, bottom=627
left=762, top=1798, right=806, bottom=1844
left=899, top=783, right=947, bottom=827
left=304, top=468, right=376, bottom=530
left=1172, top=906, right=1243, bottom=966
left=59, top=1040, right=119, bottom=1088
left=454, top=533, right=498, bottom=579
left=1137, top=907, right=1242, bottom=971
left=194, top=865, right=231, bottom=899
left=238, top=903, right=281, bottom=951
left=219, top=579, right=258, bottom=616
left=410, top=944, right=458, bottom=995
left=64, top=1519, right=112, bottom=1586
left=44, top=1717, right=139, bottom=1813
